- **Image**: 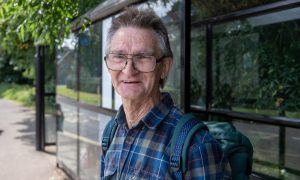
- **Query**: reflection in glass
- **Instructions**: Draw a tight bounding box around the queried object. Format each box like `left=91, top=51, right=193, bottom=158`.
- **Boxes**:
left=56, top=102, right=78, bottom=177
left=191, top=4, right=300, bottom=179
left=212, top=8, right=300, bottom=119
left=44, top=96, right=56, bottom=143
left=56, top=34, right=78, bottom=100
left=285, top=127, right=300, bottom=178
left=44, top=46, right=57, bottom=144
left=56, top=35, right=79, bottom=177
left=79, top=108, right=111, bottom=180
left=190, top=27, right=206, bottom=107
left=44, top=46, right=56, bottom=94
left=191, top=0, right=278, bottom=22
left=79, top=24, right=102, bottom=105
left=233, top=121, right=280, bottom=178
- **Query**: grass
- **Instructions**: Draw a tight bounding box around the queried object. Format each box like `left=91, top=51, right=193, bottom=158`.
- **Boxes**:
left=233, top=107, right=300, bottom=119
left=56, top=85, right=77, bottom=99
left=0, top=82, right=35, bottom=108
left=56, top=85, right=100, bottom=105
left=79, top=91, right=100, bottom=105
left=0, top=83, right=100, bottom=110
left=1, top=83, right=298, bottom=118
left=0, top=83, right=57, bottom=114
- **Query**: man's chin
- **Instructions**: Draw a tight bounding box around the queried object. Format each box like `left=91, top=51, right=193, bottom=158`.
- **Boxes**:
left=118, top=91, right=142, bottom=101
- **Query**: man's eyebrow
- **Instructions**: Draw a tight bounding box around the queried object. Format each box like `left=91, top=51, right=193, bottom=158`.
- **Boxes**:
left=135, top=49, right=154, bottom=55
left=109, top=50, right=126, bottom=54
left=109, top=50, right=155, bottom=55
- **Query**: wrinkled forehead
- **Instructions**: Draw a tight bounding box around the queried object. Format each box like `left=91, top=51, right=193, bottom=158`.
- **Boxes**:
left=110, top=27, right=160, bottom=55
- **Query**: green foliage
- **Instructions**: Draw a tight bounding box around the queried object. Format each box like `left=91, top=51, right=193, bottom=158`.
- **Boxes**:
left=0, top=0, right=104, bottom=48
left=0, top=83, right=35, bottom=107
left=0, top=0, right=79, bottom=47
left=191, top=0, right=279, bottom=21
left=257, top=22, right=300, bottom=112
left=211, top=17, right=300, bottom=115
left=0, top=0, right=104, bottom=85
left=0, top=49, right=34, bottom=84
left=0, top=0, right=35, bottom=84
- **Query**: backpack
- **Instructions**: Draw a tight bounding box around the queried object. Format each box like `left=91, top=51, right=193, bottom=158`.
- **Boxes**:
left=171, top=114, right=254, bottom=180
left=101, top=113, right=253, bottom=180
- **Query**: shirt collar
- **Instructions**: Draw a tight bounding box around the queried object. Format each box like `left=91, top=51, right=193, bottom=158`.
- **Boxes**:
left=115, top=92, right=174, bottom=130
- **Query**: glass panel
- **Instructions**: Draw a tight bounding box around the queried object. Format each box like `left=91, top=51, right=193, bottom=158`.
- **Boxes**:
left=191, top=0, right=279, bottom=22
left=56, top=34, right=78, bottom=177
left=79, top=108, right=112, bottom=180
left=56, top=35, right=78, bottom=100
left=212, top=7, right=300, bottom=119
left=45, top=46, right=56, bottom=94
left=102, top=17, right=114, bottom=109
left=285, top=127, right=300, bottom=179
left=56, top=102, right=78, bottom=177
left=233, top=121, right=300, bottom=179
left=44, top=46, right=57, bottom=144
left=139, top=0, right=182, bottom=106
left=190, top=27, right=206, bottom=108
left=78, top=24, right=102, bottom=105
left=44, top=96, right=56, bottom=143
left=233, top=121, right=280, bottom=178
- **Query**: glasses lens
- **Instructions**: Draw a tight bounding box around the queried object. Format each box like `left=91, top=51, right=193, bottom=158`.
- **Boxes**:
left=133, top=55, right=156, bottom=72
left=105, top=54, right=126, bottom=71
left=105, top=54, right=157, bottom=72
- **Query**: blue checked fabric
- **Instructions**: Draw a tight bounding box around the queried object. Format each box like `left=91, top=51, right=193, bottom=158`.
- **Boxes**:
left=100, top=93, right=230, bottom=179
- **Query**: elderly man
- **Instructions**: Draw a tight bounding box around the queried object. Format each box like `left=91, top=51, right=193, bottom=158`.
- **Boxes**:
left=101, top=7, right=229, bottom=179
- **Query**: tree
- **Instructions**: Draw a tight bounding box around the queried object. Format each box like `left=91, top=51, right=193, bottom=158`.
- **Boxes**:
left=0, top=0, right=103, bottom=83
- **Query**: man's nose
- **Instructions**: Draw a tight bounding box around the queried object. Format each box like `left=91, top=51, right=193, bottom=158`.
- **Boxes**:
left=122, top=58, right=137, bottom=74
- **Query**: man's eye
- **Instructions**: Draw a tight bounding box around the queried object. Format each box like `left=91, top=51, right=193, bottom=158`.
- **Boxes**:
left=113, top=54, right=126, bottom=59
left=135, top=55, right=151, bottom=61
left=134, top=55, right=146, bottom=60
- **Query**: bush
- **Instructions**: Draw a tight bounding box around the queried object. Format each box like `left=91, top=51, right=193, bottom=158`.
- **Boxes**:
left=0, top=83, right=35, bottom=107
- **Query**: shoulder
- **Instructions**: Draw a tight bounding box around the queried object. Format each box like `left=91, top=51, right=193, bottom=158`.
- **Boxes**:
left=191, top=128, right=220, bottom=148
left=187, top=126, right=228, bottom=177
left=190, top=131, right=224, bottom=160
left=158, top=105, right=183, bottom=128
left=188, top=126, right=225, bottom=159
left=185, top=129, right=229, bottom=178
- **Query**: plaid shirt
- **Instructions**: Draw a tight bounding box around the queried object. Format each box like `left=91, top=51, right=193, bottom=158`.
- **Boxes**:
left=101, top=93, right=229, bottom=179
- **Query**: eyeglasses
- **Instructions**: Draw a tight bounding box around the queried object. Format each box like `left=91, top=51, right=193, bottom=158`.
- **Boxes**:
left=104, top=53, right=165, bottom=72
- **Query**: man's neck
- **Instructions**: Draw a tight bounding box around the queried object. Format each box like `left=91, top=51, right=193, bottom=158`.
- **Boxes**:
left=122, top=93, right=161, bottom=129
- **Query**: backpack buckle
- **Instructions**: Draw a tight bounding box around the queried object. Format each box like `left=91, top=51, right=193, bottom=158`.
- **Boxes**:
left=170, top=155, right=181, bottom=171
left=102, top=137, right=109, bottom=151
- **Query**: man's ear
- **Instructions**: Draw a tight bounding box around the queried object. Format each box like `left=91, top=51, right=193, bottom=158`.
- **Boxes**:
left=161, top=57, right=173, bottom=79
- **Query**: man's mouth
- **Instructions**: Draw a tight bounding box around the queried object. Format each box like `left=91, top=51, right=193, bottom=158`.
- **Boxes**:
left=122, top=80, right=139, bottom=84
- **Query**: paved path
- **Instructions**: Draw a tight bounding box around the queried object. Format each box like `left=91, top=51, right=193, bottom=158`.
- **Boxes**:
left=0, top=99, right=70, bottom=180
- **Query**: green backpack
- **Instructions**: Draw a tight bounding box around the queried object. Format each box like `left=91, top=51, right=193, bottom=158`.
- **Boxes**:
left=101, top=113, right=253, bottom=180
left=170, top=114, right=254, bottom=179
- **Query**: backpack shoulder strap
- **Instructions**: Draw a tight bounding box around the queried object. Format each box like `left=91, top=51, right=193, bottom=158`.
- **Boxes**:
left=101, top=118, right=118, bottom=153
left=170, top=113, right=208, bottom=179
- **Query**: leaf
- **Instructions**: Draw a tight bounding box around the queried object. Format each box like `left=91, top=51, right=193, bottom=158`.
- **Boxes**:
left=19, top=24, right=25, bottom=41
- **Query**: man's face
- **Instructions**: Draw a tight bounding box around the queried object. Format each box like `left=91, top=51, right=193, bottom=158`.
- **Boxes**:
left=107, top=27, right=171, bottom=101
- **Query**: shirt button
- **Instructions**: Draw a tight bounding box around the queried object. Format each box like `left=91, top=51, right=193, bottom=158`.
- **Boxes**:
left=125, top=137, right=132, bottom=144
left=121, top=126, right=127, bottom=136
